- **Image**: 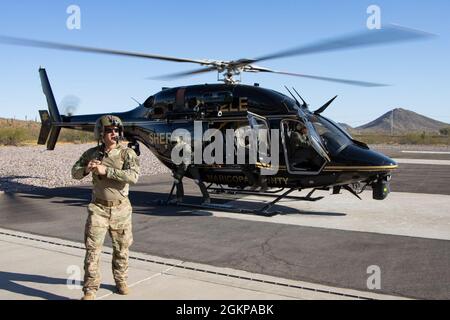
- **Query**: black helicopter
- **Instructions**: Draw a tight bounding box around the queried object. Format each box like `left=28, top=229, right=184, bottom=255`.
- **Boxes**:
left=0, top=25, right=434, bottom=215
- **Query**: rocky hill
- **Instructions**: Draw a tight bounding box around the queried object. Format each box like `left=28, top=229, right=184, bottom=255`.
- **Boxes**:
left=338, top=123, right=353, bottom=132
left=355, top=108, right=449, bottom=134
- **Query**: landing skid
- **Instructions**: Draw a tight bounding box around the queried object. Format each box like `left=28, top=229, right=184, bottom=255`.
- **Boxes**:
left=155, top=181, right=324, bottom=217
left=207, top=185, right=322, bottom=200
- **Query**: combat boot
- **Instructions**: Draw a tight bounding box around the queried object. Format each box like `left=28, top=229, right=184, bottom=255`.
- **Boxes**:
left=116, top=282, right=130, bottom=295
left=81, top=290, right=96, bottom=300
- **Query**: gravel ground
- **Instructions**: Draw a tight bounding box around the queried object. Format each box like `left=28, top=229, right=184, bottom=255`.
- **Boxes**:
left=0, top=142, right=169, bottom=193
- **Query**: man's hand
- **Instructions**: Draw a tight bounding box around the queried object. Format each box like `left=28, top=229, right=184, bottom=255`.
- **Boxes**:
left=85, top=160, right=103, bottom=174
left=92, top=164, right=107, bottom=176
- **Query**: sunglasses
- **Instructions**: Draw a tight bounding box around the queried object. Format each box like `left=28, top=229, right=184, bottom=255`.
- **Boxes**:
left=104, top=128, right=120, bottom=134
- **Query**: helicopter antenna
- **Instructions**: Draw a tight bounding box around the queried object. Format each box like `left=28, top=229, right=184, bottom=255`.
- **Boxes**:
left=131, top=97, right=141, bottom=106
left=314, top=95, right=338, bottom=115
left=284, top=86, right=301, bottom=107
left=292, top=87, right=308, bottom=108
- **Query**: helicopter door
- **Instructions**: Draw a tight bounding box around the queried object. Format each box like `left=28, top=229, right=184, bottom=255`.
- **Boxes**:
left=281, top=119, right=330, bottom=174
left=167, top=121, right=208, bottom=165
left=246, top=111, right=271, bottom=167
left=304, top=120, right=331, bottom=162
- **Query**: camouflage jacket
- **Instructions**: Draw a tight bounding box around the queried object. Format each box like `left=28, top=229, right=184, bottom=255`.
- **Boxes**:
left=71, top=143, right=140, bottom=201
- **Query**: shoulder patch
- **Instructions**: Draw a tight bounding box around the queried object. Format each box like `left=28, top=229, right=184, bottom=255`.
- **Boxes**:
left=120, top=147, right=139, bottom=170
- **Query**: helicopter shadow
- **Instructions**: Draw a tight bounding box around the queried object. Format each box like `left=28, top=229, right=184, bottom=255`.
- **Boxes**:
left=0, top=177, right=212, bottom=217
left=1, top=176, right=92, bottom=204
left=223, top=198, right=347, bottom=217
left=0, top=176, right=346, bottom=218
left=129, top=191, right=218, bottom=217
left=266, top=198, right=347, bottom=216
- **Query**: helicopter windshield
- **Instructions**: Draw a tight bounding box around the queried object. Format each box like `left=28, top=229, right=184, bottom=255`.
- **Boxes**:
left=307, top=114, right=352, bottom=156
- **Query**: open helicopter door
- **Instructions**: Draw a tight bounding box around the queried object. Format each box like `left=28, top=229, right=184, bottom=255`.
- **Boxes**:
left=246, top=111, right=272, bottom=169
left=281, top=113, right=330, bottom=175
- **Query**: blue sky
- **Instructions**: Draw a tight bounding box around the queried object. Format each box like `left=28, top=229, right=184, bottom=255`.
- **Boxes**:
left=0, top=0, right=449, bottom=126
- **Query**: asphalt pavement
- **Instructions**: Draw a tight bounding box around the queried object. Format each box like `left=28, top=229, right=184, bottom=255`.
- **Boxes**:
left=0, top=159, right=449, bottom=299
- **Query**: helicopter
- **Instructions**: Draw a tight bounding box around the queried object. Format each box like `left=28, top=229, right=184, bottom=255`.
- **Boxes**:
left=0, top=25, right=434, bottom=215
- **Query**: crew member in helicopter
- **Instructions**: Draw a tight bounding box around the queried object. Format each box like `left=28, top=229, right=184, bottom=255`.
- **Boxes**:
left=289, top=123, right=312, bottom=169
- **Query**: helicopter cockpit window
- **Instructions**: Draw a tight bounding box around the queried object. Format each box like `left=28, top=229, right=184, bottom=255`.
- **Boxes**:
left=235, top=113, right=270, bottom=154
left=248, top=116, right=270, bottom=158
left=144, top=96, right=154, bottom=108
left=307, top=115, right=352, bottom=156
left=152, top=106, right=165, bottom=119
left=281, top=119, right=327, bottom=173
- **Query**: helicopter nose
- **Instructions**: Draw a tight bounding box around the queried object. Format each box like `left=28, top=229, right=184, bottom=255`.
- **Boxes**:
left=385, top=156, right=397, bottom=167
left=369, top=150, right=397, bottom=167
left=334, top=144, right=397, bottom=167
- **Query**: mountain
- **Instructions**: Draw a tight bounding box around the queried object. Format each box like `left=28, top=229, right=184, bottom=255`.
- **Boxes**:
left=356, top=108, right=449, bottom=134
left=338, top=123, right=353, bottom=132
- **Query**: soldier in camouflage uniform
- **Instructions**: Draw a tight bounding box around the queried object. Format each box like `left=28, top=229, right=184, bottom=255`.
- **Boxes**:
left=71, top=115, right=140, bottom=300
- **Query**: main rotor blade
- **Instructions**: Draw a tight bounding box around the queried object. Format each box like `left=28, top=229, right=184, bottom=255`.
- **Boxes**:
left=149, top=67, right=218, bottom=80
left=253, top=67, right=388, bottom=87
left=253, top=24, right=435, bottom=63
left=0, top=35, right=210, bottom=65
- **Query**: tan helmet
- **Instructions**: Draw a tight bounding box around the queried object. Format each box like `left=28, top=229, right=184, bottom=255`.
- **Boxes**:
left=94, top=115, right=124, bottom=141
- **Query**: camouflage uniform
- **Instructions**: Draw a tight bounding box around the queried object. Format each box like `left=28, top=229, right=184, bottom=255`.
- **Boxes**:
left=72, top=143, right=140, bottom=293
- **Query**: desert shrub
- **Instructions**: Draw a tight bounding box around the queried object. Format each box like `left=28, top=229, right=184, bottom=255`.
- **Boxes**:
left=439, top=127, right=450, bottom=136
left=0, top=123, right=94, bottom=145
left=59, top=128, right=94, bottom=144
left=396, top=132, right=449, bottom=145
left=0, top=127, right=29, bottom=145
left=353, top=134, right=398, bottom=145
left=353, top=133, right=449, bottom=145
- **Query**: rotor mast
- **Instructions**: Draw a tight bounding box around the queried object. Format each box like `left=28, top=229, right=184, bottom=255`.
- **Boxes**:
left=219, top=66, right=243, bottom=85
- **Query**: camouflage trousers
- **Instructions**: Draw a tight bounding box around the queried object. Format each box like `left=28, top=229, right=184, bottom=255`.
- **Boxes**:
left=83, top=198, right=133, bottom=292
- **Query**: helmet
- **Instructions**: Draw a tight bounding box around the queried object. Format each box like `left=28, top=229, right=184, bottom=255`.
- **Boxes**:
left=296, top=123, right=307, bottom=132
left=94, top=115, right=124, bottom=141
